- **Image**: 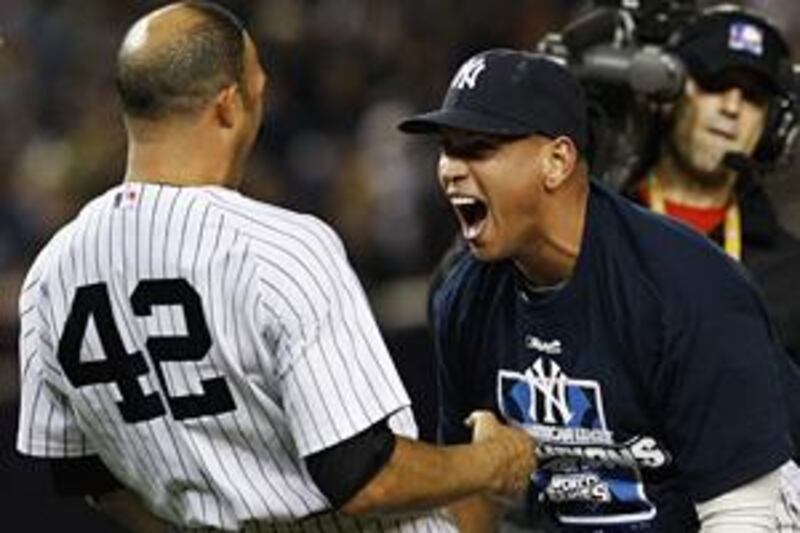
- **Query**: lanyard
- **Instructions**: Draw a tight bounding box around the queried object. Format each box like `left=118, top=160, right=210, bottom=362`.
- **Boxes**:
left=646, top=174, right=742, bottom=261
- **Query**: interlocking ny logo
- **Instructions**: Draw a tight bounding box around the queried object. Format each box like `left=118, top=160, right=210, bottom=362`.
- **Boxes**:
left=451, top=56, right=486, bottom=90
left=499, top=358, right=606, bottom=430
left=530, top=359, right=572, bottom=425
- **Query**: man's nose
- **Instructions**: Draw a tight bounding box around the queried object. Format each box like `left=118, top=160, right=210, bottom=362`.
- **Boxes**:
left=438, top=153, right=470, bottom=189
left=720, top=87, right=744, bottom=117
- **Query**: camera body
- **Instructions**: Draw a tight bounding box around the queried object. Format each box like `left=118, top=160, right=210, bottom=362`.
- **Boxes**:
left=538, top=0, right=800, bottom=187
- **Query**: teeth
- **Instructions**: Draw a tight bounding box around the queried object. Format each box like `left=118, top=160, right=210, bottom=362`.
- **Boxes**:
left=451, top=196, right=478, bottom=206
left=450, top=195, right=487, bottom=241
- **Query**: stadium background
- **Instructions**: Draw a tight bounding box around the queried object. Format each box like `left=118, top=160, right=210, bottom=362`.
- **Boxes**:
left=1, top=0, right=799, bottom=530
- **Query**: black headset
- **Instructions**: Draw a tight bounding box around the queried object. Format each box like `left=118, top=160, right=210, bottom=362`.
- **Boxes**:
left=666, top=4, right=800, bottom=172
left=756, top=62, right=800, bottom=171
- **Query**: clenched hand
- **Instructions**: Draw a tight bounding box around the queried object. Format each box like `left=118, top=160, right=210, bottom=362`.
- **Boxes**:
left=466, top=410, right=537, bottom=500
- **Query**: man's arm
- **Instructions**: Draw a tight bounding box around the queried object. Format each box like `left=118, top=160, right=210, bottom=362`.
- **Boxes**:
left=49, top=456, right=169, bottom=532
left=695, top=466, right=782, bottom=532
left=442, top=411, right=526, bottom=532
left=447, top=495, right=507, bottom=533
left=307, top=410, right=535, bottom=517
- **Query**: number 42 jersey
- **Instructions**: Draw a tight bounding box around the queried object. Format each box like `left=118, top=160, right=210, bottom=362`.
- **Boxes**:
left=16, top=182, right=449, bottom=532
left=431, top=182, right=791, bottom=531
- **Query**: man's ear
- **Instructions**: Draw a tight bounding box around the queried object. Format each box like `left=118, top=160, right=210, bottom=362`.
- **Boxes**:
left=543, top=136, right=578, bottom=191
left=214, top=85, right=240, bottom=129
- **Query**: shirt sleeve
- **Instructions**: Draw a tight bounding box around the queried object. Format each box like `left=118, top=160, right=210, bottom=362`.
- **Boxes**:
left=263, top=222, right=411, bottom=457
left=658, top=307, right=791, bottom=503
left=695, top=465, right=782, bottom=532
left=431, top=277, right=472, bottom=446
left=17, top=260, right=92, bottom=458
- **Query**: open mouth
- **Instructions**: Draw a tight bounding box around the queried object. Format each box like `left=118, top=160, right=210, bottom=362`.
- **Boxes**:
left=451, top=196, right=489, bottom=240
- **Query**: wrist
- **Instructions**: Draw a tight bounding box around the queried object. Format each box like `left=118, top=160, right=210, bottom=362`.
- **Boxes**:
left=469, top=438, right=508, bottom=493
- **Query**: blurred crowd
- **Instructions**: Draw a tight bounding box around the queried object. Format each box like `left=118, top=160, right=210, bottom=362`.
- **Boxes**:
left=1, top=0, right=800, bottom=401
left=0, top=0, right=584, bottom=406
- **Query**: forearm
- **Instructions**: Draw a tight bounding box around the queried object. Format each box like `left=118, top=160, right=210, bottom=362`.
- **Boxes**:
left=89, top=489, right=170, bottom=533
left=448, top=495, right=507, bottom=533
left=341, top=436, right=512, bottom=516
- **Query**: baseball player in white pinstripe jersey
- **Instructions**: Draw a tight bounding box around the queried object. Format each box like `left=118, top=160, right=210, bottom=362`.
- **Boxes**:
left=16, top=2, right=537, bottom=531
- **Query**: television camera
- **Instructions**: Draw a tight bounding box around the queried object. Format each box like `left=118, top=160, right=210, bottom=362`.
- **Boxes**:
left=538, top=0, right=800, bottom=187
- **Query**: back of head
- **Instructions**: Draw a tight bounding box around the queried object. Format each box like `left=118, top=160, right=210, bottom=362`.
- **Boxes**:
left=116, top=1, right=246, bottom=121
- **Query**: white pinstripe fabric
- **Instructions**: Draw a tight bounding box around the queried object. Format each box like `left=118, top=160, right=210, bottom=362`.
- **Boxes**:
left=778, top=462, right=800, bottom=532
left=17, top=183, right=456, bottom=532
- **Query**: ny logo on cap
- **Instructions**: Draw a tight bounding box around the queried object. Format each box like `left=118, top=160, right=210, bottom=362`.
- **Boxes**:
left=729, top=22, right=763, bottom=56
left=451, top=56, right=486, bottom=90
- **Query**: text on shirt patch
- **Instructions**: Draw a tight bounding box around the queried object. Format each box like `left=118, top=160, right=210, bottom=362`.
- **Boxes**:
left=526, top=334, right=562, bottom=355
left=498, top=357, right=670, bottom=527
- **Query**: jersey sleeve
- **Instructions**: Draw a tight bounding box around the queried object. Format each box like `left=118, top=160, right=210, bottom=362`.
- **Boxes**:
left=17, top=254, right=92, bottom=458
left=430, top=258, right=473, bottom=446
left=657, top=297, right=791, bottom=503
left=260, top=220, right=411, bottom=457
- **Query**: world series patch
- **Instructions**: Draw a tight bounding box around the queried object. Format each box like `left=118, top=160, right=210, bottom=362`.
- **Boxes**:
left=729, top=22, right=764, bottom=56
left=498, top=358, right=671, bottom=528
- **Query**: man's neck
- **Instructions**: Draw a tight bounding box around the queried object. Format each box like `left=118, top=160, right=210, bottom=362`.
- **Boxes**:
left=513, top=180, right=588, bottom=287
left=123, top=124, right=239, bottom=189
left=650, top=154, right=736, bottom=208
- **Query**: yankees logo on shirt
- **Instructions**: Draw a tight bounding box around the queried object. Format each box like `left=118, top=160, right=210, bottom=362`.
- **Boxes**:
left=499, top=357, right=669, bottom=526
left=17, top=182, right=455, bottom=532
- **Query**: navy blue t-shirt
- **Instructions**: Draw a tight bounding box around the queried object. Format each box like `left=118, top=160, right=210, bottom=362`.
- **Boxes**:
left=431, top=182, right=790, bottom=531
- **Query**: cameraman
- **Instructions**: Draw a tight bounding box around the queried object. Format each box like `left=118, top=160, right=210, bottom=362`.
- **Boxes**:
left=624, top=6, right=800, bottom=363
left=621, top=6, right=800, bottom=528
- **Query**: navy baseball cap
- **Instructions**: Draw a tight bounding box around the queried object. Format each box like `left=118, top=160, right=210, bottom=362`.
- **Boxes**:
left=670, top=9, right=790, bottom=94
left=398, top=48, right=588, bottom=152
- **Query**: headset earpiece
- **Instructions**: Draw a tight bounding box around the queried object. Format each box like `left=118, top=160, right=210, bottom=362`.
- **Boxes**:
left=754, top=62, right=800, bottom=171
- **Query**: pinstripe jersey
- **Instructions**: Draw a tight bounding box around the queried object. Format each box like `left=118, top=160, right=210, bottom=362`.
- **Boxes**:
left=17, top=182, right=456, bottom=532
